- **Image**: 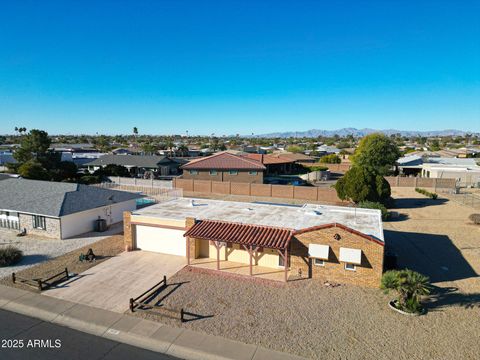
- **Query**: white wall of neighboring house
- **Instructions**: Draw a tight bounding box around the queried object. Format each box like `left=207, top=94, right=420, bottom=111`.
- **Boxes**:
left=60, top=199, right=137, bottom=239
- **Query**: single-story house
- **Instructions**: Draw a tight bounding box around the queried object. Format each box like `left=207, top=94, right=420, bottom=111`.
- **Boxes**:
left=0, top=178, right=142, bottom=239
left=85, top=154, right=182, bottom=177
left=180, top=152, right=266, bottom=183
left=242, top=154, right=297, bottom=176
left=397, top=155, right=480, bottom=186
left=124, top=198, right=385, bottom=287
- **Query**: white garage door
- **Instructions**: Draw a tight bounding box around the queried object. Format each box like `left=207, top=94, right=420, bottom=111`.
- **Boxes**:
left=135, top=225, right=186, bottom=256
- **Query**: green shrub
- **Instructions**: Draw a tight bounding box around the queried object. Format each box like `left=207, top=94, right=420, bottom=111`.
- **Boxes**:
left=319, top=154, right=341, bottom=164
left=381, top=269, right=430, bottom=314
left=305, top=164, right=329, bottom=172
left=0, top=246, right=23, bottom=267
left=469, top=213, right=480, bottom=225
left=358, top=201, right=389, bottom=221
left=335, top=166, right=391, bottom=204
left=415, top=188, right=438, bottom=199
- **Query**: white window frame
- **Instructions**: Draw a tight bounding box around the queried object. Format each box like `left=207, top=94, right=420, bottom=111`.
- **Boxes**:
left=345, top=263, right=356, bottom=271
left=229, top=170, right=238, bottom=175
left=209, top=170, right=218, bottom=176
left=189, top=170, right=198, bottom=175
left=249, top=171, right=258, bottom=175
left=313, top=258, right=325, bottom=266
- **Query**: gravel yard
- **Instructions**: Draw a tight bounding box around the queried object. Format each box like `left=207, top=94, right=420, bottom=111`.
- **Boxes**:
left=0, top=223, right=123, bottom=279
left=131, top=188, right=480, bottom=360
left=0, top=234, right=124, bottom=291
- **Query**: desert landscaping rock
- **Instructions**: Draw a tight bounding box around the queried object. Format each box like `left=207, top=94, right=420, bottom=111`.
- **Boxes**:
left=0, top=234, right=124, bottom=291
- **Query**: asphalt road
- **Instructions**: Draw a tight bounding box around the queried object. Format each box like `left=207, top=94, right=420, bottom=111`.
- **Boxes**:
left=0, top=309, right=178, bottom=360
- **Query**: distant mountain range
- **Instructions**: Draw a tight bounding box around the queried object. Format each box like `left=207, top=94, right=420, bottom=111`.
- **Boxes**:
left=255, top=128, right=475, bottom=138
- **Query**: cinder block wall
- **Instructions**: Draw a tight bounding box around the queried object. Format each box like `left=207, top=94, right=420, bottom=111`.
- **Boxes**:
left=290, top=227, right=384, bottom=288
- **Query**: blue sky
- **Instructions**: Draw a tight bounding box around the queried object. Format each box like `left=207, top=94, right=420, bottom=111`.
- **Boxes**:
left=0, top=0, right=479, bottom=135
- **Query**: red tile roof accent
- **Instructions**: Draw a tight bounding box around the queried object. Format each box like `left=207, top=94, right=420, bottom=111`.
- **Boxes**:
left=294, top=223, right=384, bottom=246
left=242, top=154, right=295, bottom=165
left=184, top=220, right=294, bottom=250
left=180, top=152, right=266, bottom=170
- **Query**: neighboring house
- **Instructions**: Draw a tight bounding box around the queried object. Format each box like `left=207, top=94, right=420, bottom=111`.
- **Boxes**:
left=242, top=153, right=297, bottom=176
left=0, top=178, right=142, bottom=239
left=276, top=152, right=317, bottom=164
left=0, top=151, right=16, bottom=171
left=85, top=154, right=181, bottom=177
left=124, top=198, right=384, bottom=287
left=180, top=152, right=266, bottom=183
left=397, top=155, right=480, bottom=185
left=316, top=145, right=341, bottom=156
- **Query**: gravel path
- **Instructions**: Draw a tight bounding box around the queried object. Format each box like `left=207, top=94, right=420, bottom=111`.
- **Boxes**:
left=0, top=235, right=124, bottom=291
left=0, top=223, right=123, bottom=278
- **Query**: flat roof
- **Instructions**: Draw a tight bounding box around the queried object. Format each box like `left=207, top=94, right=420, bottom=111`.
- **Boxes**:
left=133, top=197, right=384, bottom=241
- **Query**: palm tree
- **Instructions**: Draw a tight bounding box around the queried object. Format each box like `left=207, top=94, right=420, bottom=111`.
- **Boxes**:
left=381, top=269, right=430, bottom=313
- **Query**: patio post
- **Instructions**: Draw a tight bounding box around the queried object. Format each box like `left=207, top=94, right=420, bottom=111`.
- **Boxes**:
left=186, top=236, right=190, bottom=265
left=249, top=246, right=253, bottom=276
left=215, top=241, right=220, bottom=270
left=284, top=246, right=288, bottom=283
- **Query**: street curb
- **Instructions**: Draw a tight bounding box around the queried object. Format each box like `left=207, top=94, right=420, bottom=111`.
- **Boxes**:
left=0, top=285, right=306, bottom=360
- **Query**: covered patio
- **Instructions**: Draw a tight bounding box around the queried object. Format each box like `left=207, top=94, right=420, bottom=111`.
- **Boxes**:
left=184, top=219, right=294, bottom=282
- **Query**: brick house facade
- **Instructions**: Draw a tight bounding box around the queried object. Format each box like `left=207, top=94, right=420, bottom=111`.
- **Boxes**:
left=290, top=225, right=384, bottom=287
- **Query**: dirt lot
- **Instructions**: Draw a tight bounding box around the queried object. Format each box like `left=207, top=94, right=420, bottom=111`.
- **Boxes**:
left=131, top=188, right=479, bottom=360
left=0, top=234, right=124, bottom=291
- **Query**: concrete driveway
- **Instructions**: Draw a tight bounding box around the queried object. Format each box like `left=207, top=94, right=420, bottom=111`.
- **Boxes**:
left=43, top=251, right=186, bottom=313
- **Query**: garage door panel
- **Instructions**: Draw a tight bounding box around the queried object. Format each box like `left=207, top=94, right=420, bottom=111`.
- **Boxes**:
left=135, top=225, right=186, bottom=256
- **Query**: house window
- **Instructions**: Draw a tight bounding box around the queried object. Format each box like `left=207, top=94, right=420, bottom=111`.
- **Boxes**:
left=345, top=263, right=356, bottom=271
left=249, top=171, right=257, bottom=175
left=32, top=215, right=46, bottom=230
left=189, top=170, right=198, bottom=175
left=314, top=258, right=325, bottom=266
left=209, top=170, right=218, bottom=176
left=229, top=170, right=238, bottom=175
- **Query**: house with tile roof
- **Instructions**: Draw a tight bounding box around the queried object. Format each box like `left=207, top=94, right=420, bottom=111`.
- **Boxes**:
left=180, top=152, right=266, bottom=183
left=85, top=154, right=182, bottom=178
left=0, top=178, right=142, bottom=239
left=123, top=198, right=385, bottom=287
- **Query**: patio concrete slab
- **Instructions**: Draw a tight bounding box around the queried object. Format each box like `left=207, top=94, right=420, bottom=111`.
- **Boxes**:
left=53, top=303, right=123, bottom=336
left=42, top=250, right=186, bottom=312
left=167, top=328, right=257, bottom=360
left=2, top=291, right=76, bottom=321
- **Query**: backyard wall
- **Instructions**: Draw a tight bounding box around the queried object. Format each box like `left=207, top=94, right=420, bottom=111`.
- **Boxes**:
left=173, top=178, right=343, bottom=204
left=385, top=177, right=456, bottom=190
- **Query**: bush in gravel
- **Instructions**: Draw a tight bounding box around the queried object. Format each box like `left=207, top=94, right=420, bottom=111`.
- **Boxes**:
left=469, top=214, right=480, bottom=225
left=381, top=269, right=430, bottom=314
left=358, top=201, right=390, bottom=221
left=415, top=187, right=438, bottom=199
left=0, top=246, right=23, bottom=267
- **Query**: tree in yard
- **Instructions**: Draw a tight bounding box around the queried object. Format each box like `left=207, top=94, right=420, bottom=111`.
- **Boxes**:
left=381, top=269, right=430, bottom=313
left=351, top=133, right=400, bottom=175
left=335, top=166, right=391, bottom=204
left=141, top=142, right=157, bottom=155
left=133, top=127, right=138, bottom=137
left=94, top=164, right=130, bottom=177
left=18, top=160, right=50, bottom=180
left=13, top=129, right=51, bottom=163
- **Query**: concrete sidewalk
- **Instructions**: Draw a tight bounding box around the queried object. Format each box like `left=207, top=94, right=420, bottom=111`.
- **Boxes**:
left=0, top=285, right=305, bottom=360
